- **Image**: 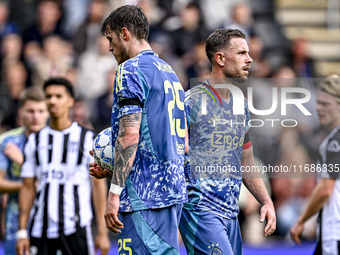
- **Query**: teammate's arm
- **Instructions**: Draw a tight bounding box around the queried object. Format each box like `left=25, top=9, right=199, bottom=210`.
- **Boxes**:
left=92, top=178, right=110, bottom=255
left=290, top=178, right=335, bottom=244
left=16, top=177, right=36, bottom=255
left=105, top=112, right=141, bottom=233
left=241, top=147, right=276, bottom=236
left=4, top=142, right=24, bottom=165
left=0, top=171, right=22, bottom=193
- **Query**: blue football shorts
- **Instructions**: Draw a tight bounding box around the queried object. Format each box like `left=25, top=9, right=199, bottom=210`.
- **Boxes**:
left=179, top=209, right=243, bottom=255
left=118, top=204, right=183, bottom=255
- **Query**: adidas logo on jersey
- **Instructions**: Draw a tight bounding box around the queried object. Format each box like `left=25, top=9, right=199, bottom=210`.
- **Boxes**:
left=327, top=140, right=340, bottom=152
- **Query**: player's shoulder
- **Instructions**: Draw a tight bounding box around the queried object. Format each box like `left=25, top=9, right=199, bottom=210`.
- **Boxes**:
left=185, top=84, right=206, bottom=99
left=69, top=122, right=94, bottom=135
left=326, top=126, right=340, bottom=153
left=0, top=127, right=25, bottom=145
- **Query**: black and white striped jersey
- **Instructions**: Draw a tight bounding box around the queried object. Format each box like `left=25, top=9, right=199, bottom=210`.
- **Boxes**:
left=317, top=124, right=340, bottom=241
left=21, top=122, right=94, bottom=239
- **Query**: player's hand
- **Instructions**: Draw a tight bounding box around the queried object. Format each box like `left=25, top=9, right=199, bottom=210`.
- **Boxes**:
left=95, top=232, right=111, bottom=255
left=4, top=142, right=24, bottom=165
left=290, top=221, right=304, bottom=245
left=16, top=238, right=30, bottom=255
left=89, top=150, right=113, bottom=180
left=104, top=192, right=123, bottom=233
left=259, top=203, right=276, bottom=236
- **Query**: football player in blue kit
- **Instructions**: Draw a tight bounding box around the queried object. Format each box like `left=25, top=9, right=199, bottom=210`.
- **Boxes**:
left=90, top=5, right=187, bottom=255
left=0, top=87, right=49, bottom=255
left=180, top=28, right=276, bottom=255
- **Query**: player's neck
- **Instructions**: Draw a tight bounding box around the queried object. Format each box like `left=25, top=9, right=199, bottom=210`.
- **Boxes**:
left=328, top=119, right=340, bottom=132
left=24, top=128, right=33, bottom=138
left=49, top=116, right=73, bottom=131
left=209, top=71, right=233, bottom=100
left=129, top=39, right=152, bottom=58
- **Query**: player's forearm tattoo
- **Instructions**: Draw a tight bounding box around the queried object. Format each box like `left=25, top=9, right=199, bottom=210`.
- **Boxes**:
left=112, top=141, right=138, bottom=187
left=113, top=113, right=141, bottom=187
left=118, top=113, right=141, bottom=137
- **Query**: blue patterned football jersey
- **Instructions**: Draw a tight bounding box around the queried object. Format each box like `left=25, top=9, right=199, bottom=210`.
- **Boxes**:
left=111, top=50, right=187, bottom=212
left=184, top=82, right=250, bottom=219
left=0, top=127, right=26, bottom=252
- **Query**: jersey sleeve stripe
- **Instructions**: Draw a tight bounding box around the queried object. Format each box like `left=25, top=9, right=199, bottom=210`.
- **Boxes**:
left=35, top=131, right=41, bottom=166
left=116, top=62, right=126, bottom=93
left=77, top=128, right=87, bottom=165
left=42, top=183, right=50, bottom=236
left=48, top=134, right=53, bottom=163
left=74, top=185, right=80, bottom=227
left=58, top=184, right=65, bottom=232
left=61, top=134, right=70, bottom=163
left=242, top=140, right=252, bottom=150
left=198, top=87, right=217, bottom=106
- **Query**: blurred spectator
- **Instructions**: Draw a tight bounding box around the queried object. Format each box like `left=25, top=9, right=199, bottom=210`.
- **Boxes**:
left=1, top=61, right=28, bottom=130
left=248, top=35, right=271, bottom=78
left=72, top=99, right=94, bottom=130
left=0, top=1, right=20, bottom=48
left=0, top=33, right=26, bottom=86
left=76, top=35, right=117, bottom=109
left=185, top=40, right=211, bottom=88
left=171, top=2, right=210, bottom=58
left=31, top=35, right=74, bottom=87
left=271, top=128, right=316, bottom=237
left=223, top=2, right=254, bottom=40
left=62, top=0, right=92, bottom=38
left=92, top=70, right=115, bottom=133
left=22, top=0, right=64, bottom=45
left=249, top=64, right=299, bottom=166
left=138, top=0, right=166, bottom=40
left=64, top=66, right=79, bottom=89
left=8, top=0, right=39, bottom=32
left=1, top=33, right=23, bottom=67
left=290, top=37, right=316, bottom=79
left=72, top=0, right=107, bottom=58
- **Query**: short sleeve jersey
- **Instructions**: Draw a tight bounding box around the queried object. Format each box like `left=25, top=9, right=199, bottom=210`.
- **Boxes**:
left=21, top=123, right=94, bottom=238
left=184, top=82, right=251, bottom=219
left=112, top=50, right=187, bottom=212
left=0, top=127, right=26, bottom=241
left=317, top=124, right=340, bottom=241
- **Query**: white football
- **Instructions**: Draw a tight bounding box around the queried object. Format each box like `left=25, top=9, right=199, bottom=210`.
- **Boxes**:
left=92, top=127, right=114, bottom=172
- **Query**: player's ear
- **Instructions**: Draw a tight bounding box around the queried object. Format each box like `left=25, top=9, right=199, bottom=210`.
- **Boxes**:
left=121, top=27, right=129, bottom=41
left=215, top=52, right=225, bottom=67
left=68, top=96, right=75, bottom=108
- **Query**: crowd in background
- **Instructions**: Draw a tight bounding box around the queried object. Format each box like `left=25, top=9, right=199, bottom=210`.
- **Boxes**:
left=0, top=0, right=331, bottom=245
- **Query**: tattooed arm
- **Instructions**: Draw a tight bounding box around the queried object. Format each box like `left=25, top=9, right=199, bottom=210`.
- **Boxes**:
left=105, top=112, right=141, bottom=233
left=112, top=112, right=141, bottom=187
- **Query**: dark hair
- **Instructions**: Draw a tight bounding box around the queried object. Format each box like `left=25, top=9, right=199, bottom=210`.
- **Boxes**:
left=101, top=5, right=149, bottom=41
left=43, top=77, right=74, bottom=98
left=205, top=28, right=246, bottom=63
left=19, top=86, right=46, bottom=107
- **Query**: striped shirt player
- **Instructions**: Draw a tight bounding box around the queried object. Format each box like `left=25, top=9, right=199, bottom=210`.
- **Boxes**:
left=21, top=122, right=95, bottom=253
left=179, top=81, right=252, bottom=255
left=0, top=127, right=26, bottom=255
left=112, top=49, right=187, bottom=254
left=315, top=124, right=340, bottom=254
